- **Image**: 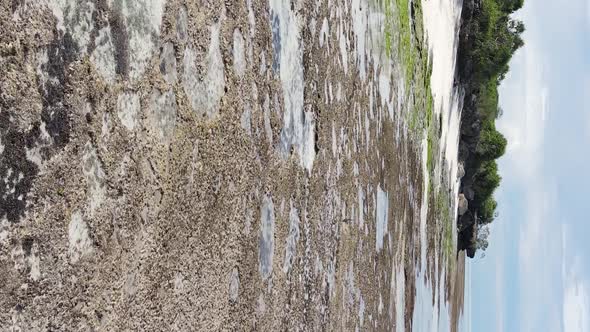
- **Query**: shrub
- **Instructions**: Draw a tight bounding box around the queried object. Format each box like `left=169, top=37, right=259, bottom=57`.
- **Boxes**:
left=461, top=0, right=524, bottom=229
left=476, top=126, right=507, bottom=160
left=479, top=197, right=498, bottom=224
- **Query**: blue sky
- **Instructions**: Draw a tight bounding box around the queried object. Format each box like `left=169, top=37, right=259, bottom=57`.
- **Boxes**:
left=470, top=0, right=590, bottom=331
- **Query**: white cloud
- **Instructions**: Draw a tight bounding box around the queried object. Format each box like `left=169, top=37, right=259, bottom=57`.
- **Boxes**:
left=495, top=255, right=505, bottom=332
left=517, top=187, right=554, bottom=266
left=562, top=229, right=590, bottom=332
left=484, top=1, right=590, bottom=331
left=498, top=28, right=553, bottom=276
left=584, top=78, right=590, bottom=141
left=498, top=39, right=548, bottom=180
left=497, top=27, right=565, bottom=332
left=563, top=270, right=590, bottom=332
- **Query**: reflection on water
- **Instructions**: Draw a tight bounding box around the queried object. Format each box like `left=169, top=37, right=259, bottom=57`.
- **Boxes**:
left=415, top=0, right=469, bottom=330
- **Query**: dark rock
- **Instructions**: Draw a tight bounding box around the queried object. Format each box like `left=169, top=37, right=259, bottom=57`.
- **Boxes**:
left=458, top=194, right=468, bottom=216
left=458, top=211, right=475, bottom=232
left=458, top=218, right=478, bottom=256
left=458, top=140, right=470, bottom=162
left=0, top=111, right=40, bottom=223
left=455, top=0, right=489, bottom=260
left=457, top=162, right=465, bottom=179
left=464, top=186, right=475, bottom=201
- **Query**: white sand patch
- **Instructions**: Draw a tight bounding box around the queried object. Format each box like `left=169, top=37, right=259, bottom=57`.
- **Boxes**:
left=120, top=0, right=166, bottom=81
left=35, top=50, right=50, bottom=95
left=338, top=23, right=349, bottom=75
left=82, top=142, right=106, bottom=214
left=44, top=0, right=95, bottom=52
left=70, top=1, right=95, bottom=53
left=117, top=91, right=140, bottom=131
left=233, top=29, right=246, bottom=78
left=148, top=89, right=177, bottom=141
left=259, top=195, right=275, bottom=280
left=176, top=5, right=188, bottom=43
left=319, top=17, right=330, bottom=48
left=351, top=0, right=368, bottom=80
left=283, top=201, right=300, bottom=274
left=183, top=22, right=226, bottom=119
left=68, top=211, right=94, bottom=263
left=359, top=294, right=366, bottom=326
left=375, top=185, right=388, bottom=252
left=301, top=110, right=316, bottom=172
left=331, top=122, right=337, bottom=158
left=247, top=0, right=256, bottom=37
left=28, top=245, right=41, bottom=281
left=271, top=0, right=316, bottom=172
left=241, top=103, right=252, bottom=136
left=91, top=27, right=117, bottom=84
left=160, top=42, right=178, bottom=84
left=263, top=94, right=273, bottom=145
left=395, top=266, right=406, bottom=332
left=357, top=185, right=364, bottom=229
left=229, top=267, right=240, bottom=301
left=0, top=219, right=9, bottom=245
left=46, top=0, right=165, bottom=83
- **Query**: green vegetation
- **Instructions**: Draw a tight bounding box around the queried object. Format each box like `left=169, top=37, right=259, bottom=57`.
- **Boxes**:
left=383, top=0, right=433, bottom=136
left=380, top=0, right=524, bottom=258
left=463, top=0, right=524, bottom=228
left=435, top=186, right=455, bottom=265
left=384, top=0, right=418, bottom=87
left=382, top=0, right=456, bottom=267
left=469, top=0, right=525, bottom=85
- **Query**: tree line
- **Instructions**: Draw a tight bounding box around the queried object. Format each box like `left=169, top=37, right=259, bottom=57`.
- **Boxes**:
left=459, top=0, right=524, bottom=253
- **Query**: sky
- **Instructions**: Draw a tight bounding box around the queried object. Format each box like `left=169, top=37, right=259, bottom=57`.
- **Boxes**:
left=470, top=0, right=590, bottom=331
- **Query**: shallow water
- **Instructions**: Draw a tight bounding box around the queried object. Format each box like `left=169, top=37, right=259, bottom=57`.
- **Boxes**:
left=414, top=0, right=467, bottom=330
